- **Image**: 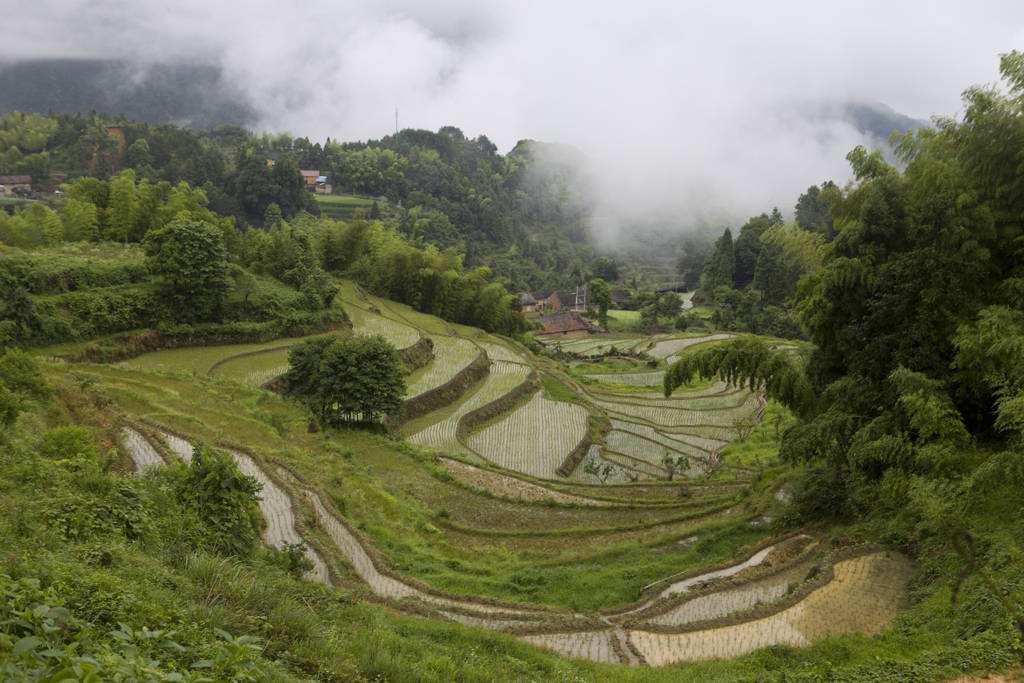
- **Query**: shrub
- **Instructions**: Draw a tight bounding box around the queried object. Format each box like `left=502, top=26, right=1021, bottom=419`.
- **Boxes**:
left=177, top=447, right=262, bottom=557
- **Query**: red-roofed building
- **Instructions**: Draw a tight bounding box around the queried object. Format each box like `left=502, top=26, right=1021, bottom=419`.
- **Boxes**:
left=535, top=312, right=603, bottom=338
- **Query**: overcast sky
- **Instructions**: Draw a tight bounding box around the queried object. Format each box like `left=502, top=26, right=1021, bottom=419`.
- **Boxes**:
left=4, top=1, right=1024, bottom=232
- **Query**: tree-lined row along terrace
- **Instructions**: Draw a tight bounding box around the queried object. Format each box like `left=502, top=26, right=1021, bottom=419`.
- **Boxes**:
left=34, top=277, right=928, bottom=678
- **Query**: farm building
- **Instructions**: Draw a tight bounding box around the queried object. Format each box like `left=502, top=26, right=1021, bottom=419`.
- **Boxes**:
left=519, top=292, right=540, bottom=313
left=610, top=288, right=628, bottom=308
left=548, top=286, right=588, bottom=312
left=535, top=312, right=603, bottom=338
left=0, top=175, right=31, bottom=196
left=300, top=170, right=319, bottom=188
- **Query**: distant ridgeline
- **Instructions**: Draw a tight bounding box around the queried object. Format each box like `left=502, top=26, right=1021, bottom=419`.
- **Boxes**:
left=0, top=59, right=256, bottom=129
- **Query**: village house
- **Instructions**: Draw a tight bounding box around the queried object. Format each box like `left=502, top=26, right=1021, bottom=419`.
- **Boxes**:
left=548, top=285, right=588, bottom=312
left=300, top=169, right=319, bottom=188
left=519, top=292, right=540, bottom=313
left=534, top=311, right=604, bottom=338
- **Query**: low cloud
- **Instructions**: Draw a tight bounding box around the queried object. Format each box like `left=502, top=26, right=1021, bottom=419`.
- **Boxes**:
left=4, top=1, right=1023, bottom=239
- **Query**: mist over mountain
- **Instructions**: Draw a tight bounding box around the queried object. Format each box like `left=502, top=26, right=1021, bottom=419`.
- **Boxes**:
left=0, top=59, right=256, bottom=129
left=834, top=101, right=929, bottom=143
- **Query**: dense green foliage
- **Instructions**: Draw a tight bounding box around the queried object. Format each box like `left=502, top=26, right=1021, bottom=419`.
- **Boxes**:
left=177, top=446, right=263, bottom=557
left=144, top=218, right=231, bottom=322
left=589, top=277, right=611, bottom=328
left=695, top=213, right=824, bottom=338
left=0, top=174, right=530, bottom=347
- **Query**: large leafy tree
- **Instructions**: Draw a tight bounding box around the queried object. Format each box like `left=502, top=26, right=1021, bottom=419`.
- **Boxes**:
left=143, top=218, right=231, bottom=322
left=283, top=334, right=405, bottom=426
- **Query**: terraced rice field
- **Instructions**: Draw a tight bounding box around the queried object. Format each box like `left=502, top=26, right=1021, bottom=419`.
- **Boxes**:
left=647, top=333, right=735, bottom=360
left=438, top=458, right=617, bottom=505
left=405, top=336, right=479, bottom=398
left=646, top=555, right=819, bottom=626
left=583, top=370, right=665, bottom=386
left=477, top=341, right=529, bottom=364
left=229, top=450, right=329, bottom=583
left=284, top=470, right=559, bottom=620
left=408, top=360, right=531, bottom=456
left=604, top=430, right=706, bottom=475
left=659, top=545, right=780, bottom=598
left=118, top=335, right=324, bottom=375
left=595, top=389, right=751, bottom=411
left=592, top=393, right=759, bottom=432
left=570, top=445, right=640, bottom=484
left=541, top=336, right=649, bottom=357
left=519, top=630, right=619, bottom=663
left=209, top=349, right=290, bottom=387
left=159, top=431, right=195, bottom=462
left=120, top=427, right=165, bottom=470
left=345, top=304, right=421, bottom=348
left=466, top=392, right=589, bottom=479
left=600, top=450, right=667, bottom=479
left=609, top=419, right=721, bottom=457
left=628, top=551, right=914, bottom=665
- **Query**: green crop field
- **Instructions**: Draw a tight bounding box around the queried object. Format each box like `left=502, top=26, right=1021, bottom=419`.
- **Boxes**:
left=345, top=302, right=422, bottom=348
left=405, top=335, right=479, bottom=397
left=118, top=333, right=335, bottom=375
left=209, top=348, right=291, bottom=386
left=466, top=392, right=589, bottom=479
left=314, top=193, right=383, bottom=220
